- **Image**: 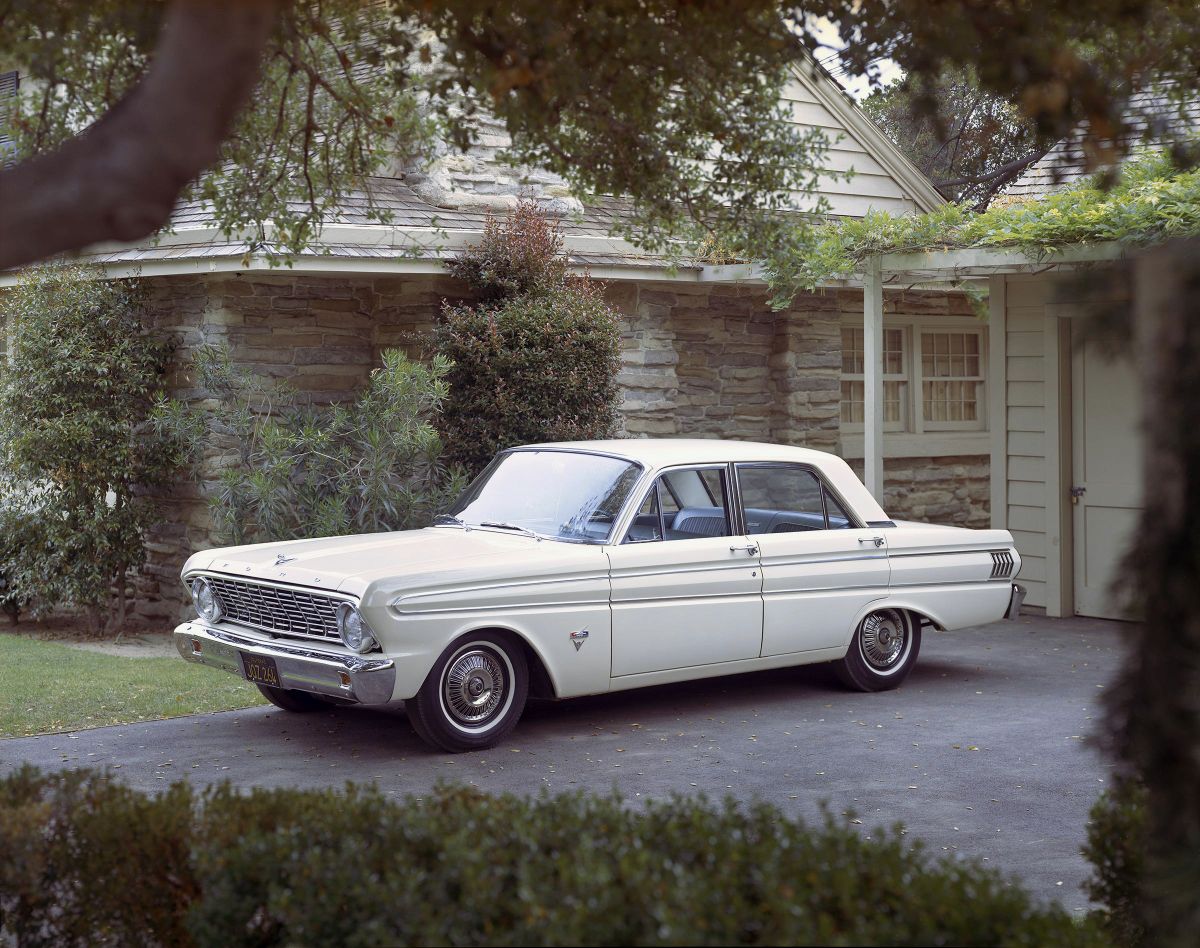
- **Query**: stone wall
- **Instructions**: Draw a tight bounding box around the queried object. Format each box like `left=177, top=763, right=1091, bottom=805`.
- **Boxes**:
left=614, top=280, right=841, bottom=450
left=132, top=273, right=990, bottom=625
left=135, top=272, right=472, bottom=623
left=846, top=455, right=991, bottom=529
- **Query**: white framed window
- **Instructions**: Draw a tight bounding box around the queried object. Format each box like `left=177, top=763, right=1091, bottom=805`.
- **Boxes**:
left=840, top=318, right=987, bottom=436
left=840, top=326, right=908, bottom=432
left=920, top=330, right=984, bottom=430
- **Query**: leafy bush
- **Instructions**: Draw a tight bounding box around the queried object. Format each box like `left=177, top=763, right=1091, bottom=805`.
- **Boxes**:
left=445, top=199, right=569, bottom=303
left=1084, top=778, right=1148, bottom=947
left=0, top=767, right=196, bottom=947
left=0, top=494, right=39, bottom=624
left=0, top=265, right=188, bottom=634
left=156, top=346, right=466, bottom=545
left=1, top=767, right=1107, bottom=948
left=438, top=201, right=622, bottom=474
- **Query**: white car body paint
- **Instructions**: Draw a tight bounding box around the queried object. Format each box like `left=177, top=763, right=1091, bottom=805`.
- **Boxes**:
left=176, top=439, right=1021, bottom=704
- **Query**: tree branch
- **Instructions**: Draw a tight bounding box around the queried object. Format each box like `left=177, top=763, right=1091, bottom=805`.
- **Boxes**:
left=0, top=0, right=284, bottom=272
left=933, top=149, right=1045, bottom=189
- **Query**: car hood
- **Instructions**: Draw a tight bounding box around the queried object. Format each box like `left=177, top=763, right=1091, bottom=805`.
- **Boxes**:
left=182, top=527, right=609, bottom=601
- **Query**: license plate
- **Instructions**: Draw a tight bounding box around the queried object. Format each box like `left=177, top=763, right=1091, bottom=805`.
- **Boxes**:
left=241, top=652, right=281, bottom=688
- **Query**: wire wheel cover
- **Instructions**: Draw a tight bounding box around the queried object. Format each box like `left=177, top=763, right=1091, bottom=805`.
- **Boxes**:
left=859, top=609, right=909, bottom=670
left=443, top=648, right=507, bottom=725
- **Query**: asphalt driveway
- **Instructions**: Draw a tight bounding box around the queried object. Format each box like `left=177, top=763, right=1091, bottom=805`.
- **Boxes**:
left=0, top=614, right=1124, bottom=912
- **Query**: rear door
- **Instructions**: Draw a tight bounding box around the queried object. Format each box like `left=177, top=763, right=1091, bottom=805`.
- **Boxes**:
left=736, top=463, right=890, bottom=656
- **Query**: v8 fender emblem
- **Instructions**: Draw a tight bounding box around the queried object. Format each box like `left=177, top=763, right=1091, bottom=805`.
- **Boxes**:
left=569, top=629, right=589, bottom=651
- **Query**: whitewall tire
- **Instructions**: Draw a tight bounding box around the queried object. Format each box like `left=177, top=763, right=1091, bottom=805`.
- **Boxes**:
left=408, top=632, right=529, bottom=752
left=833, top=608, right=921, bottom=692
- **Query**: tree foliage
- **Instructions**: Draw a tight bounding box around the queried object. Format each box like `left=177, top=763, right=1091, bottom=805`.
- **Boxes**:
left=3, top=1, right=1199, bottom=277
left=155, top=345, right=465, bottom=546
left=438, top=203, right=623, bottom=475
left=798, top=1, right=1200, bottom=166
left=861, top=66, right=1047, bottom=209
left=1102, top=238, right=1200, bottom=948
left=0, top=265, right=188, bottom=634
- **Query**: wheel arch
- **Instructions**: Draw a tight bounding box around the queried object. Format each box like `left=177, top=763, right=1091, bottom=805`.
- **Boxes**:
left=448, top=624, right=560, bottom=700
left=845, top=600, right=943, bottom=648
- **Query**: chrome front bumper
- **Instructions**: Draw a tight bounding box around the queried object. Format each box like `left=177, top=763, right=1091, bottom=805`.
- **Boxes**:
left=1006, top=583, right=1027, bottom=620
left=173, top=621, right=397, bottom=704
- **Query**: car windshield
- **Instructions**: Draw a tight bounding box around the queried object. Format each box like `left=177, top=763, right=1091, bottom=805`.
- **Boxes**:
left=445, top=450, right=643, bottom=543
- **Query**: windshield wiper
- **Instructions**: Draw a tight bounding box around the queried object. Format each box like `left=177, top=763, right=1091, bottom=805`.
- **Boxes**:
left=478, top=520, right=540, bottom=540
left=433, top=514, right=468, bottom=530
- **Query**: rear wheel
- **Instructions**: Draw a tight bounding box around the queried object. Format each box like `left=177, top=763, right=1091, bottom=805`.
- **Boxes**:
left=255, top=684, right=333, bottom=712
left=408, top=632, right=529, bottom=752
left=833, top=608, right=921, bottom=692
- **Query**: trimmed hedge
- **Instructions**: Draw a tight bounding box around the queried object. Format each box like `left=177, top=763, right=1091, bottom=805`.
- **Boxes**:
left=1083, top=779, right=1148, bottom=947
left=0, top=767, right=1106, bottom=947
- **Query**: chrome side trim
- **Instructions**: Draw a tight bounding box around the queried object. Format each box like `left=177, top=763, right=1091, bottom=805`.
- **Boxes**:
left=173, top=621, right=396, bottom=704
left=390, top=570, right=610, bottom=610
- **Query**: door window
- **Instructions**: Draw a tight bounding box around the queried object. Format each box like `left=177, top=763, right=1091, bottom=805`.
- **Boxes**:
left=622, top=467, right=732, bottom=542
left=737, top=464, right=856, bottom=534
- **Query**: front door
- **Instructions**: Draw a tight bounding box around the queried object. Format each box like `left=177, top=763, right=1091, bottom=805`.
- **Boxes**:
left=736, top=463, right=890, bottom=655
left=608, top=466, right=763, bottom=677
left=1071, top=326, right=1144, bottom=619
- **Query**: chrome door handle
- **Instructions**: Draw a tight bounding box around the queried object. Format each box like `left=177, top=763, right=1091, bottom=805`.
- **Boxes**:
left=730, top=543, right=759, bottom=555
left=858, top=537, right=885, bottom=548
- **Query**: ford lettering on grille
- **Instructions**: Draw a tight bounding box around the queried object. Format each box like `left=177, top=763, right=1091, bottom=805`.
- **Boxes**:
left=207, top=577, right=341, bottom=641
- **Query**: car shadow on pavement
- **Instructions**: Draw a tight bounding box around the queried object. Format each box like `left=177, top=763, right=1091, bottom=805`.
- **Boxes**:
left=237, top=653, right=1013, bottom=758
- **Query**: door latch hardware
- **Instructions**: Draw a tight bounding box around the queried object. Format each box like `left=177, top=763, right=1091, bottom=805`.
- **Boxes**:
left=729, top=543, right=759, bottom=556
left=1070, top=486, right=1087, bottom=505
left=858, top=536, right=885, bottom=548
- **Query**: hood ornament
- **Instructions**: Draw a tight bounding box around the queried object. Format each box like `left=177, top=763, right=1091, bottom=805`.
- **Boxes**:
left=274, top=553, right=297, bottom=566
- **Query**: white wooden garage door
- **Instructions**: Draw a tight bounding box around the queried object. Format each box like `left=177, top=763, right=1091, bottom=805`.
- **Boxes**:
left=1070, top=329, right=1143, bottom=619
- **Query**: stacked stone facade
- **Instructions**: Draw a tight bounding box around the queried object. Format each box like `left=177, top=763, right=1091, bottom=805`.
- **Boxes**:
left=132, top=272, right=988, bottom=624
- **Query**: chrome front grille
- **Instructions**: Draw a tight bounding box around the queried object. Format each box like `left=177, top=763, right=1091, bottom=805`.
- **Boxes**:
left=207, top=577, right=341, bottom=642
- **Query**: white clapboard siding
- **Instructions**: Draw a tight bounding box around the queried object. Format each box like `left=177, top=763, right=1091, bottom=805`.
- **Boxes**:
left=1003, top=276, right=1052, bottom=609
left=999, top=272, right=1099, bottom=614
left=779, top=71, right=941, bottom=218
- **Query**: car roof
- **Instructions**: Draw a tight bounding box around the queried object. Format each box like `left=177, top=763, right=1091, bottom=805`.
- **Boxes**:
left=514, top=438, right=892, bottom=524
left=515, top=438, right=836, bottom=467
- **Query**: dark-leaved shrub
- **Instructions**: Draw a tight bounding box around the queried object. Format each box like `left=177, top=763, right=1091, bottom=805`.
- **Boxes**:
left=439, top=201, right=622, bottom=475
left=0, top=767, right=1107, bottom=948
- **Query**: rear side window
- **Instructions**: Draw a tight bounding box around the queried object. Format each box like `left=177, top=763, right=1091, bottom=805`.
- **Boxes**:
left=737, top=464, right=855, bottom=534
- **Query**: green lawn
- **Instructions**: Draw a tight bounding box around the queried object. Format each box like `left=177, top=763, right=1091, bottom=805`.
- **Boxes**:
left=0, top=633, right=265, bottom=738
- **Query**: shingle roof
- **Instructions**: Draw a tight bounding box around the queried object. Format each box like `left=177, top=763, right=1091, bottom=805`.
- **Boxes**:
left=83, top=176, right=691, bottom=273
left=166, top=175, right=632, bottom=237
left=1006, top=86, right=1200, bottom=199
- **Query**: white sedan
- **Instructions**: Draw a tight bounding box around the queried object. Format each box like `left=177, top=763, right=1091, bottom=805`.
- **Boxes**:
left=175, top=439, right=1024, bottom=752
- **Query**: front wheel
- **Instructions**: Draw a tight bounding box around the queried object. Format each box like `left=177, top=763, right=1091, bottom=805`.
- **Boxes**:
left=833, top=608, right=921, bottom=692
left=408, top=632, right=529, bottom=752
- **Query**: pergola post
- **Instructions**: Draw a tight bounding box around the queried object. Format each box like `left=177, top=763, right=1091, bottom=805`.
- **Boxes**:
left=862, top=255, right=884, bottom=500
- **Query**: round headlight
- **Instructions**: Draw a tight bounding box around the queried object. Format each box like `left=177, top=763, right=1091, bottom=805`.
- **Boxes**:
left=337, top=603, right=376, bottom=653
left=191, top=577, right=223, bottom=623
